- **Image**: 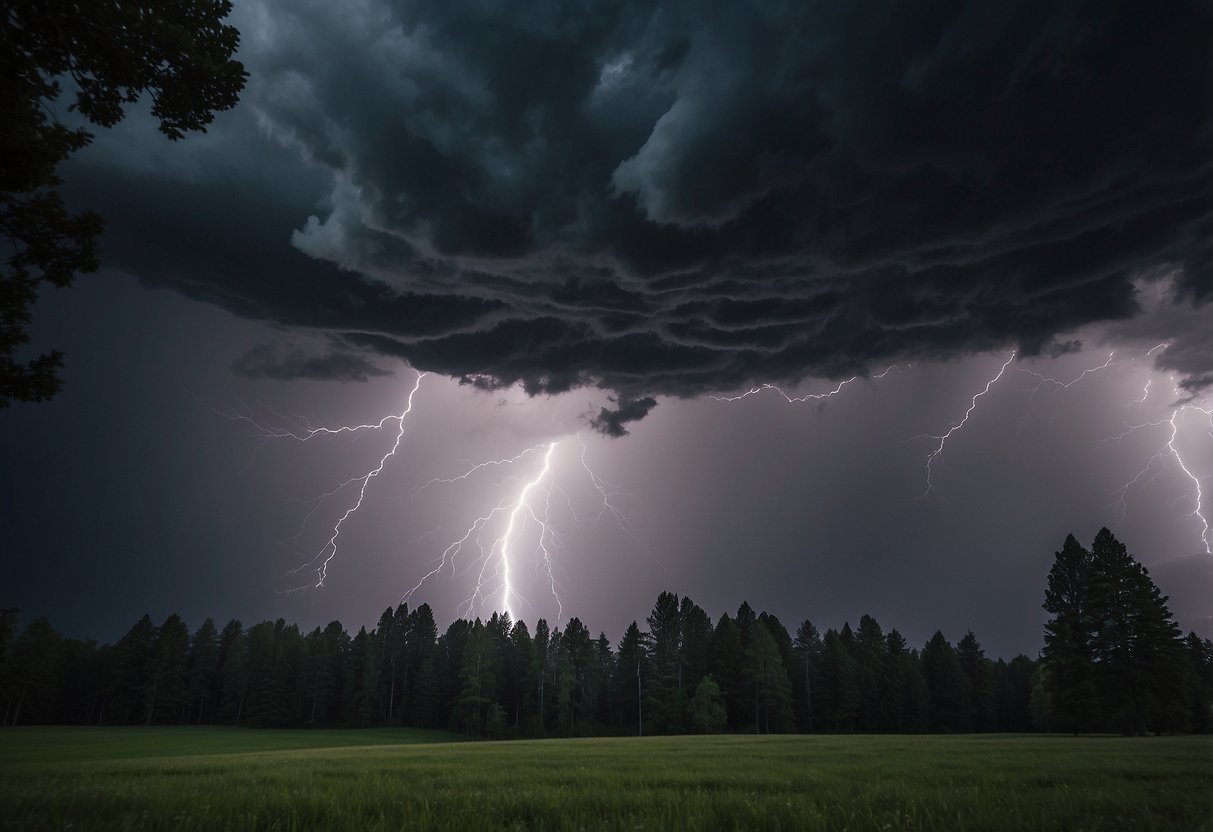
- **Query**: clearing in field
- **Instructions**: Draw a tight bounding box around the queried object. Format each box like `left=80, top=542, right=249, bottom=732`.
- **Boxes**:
left=0, top=728, right=1210, bottom=831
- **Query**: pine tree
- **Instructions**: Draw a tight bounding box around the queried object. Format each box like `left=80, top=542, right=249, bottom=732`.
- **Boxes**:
left=615, top=621, right=645, bottom=735
left=792, top=619, right=820, bottom=731
left=643, top=591, right=684, bottom=732
left=1041, top=534, right=1098, bottom=732
left=1182, top=632, right=1213, bottom=734
left=854, top=615, right=885, bottom=733
left=921, top=631, right=968, bottom=733
left=744, top=619, right=793, bottom=733
left=8, top=617, right=62, bottom=724
left=184, top=618, right=218, bottom=725
left=113, top=614, right=156, bottom=724
left=140, top=613, right=188, bottom=727
left=455, top=621, right=495, bottom=736
left=709, top=614, right=744, bottom=731
left=214, top=619, right=246, bottom=725
left=1087, top=528, right=1186, bottom=734
left=956, top=631, right=997, bottom=732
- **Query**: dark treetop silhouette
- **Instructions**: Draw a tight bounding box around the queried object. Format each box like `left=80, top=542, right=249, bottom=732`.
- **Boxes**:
left=2, top=530, right=1209, bottom=735
left=1, top=0, right=247, bottom=405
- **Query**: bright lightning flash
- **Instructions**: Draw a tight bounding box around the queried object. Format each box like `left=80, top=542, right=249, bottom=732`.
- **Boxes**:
left=229, top=374, right=636, bottom=618
left=1104, top=388, right=1213, bottom=556
left=916, top=352, right=1017, bottom=497
left=710, top=366, right=899, bottom=404
left=401, top=435, right=637, bottom=622
left=291, top=373, right=426, bottom=589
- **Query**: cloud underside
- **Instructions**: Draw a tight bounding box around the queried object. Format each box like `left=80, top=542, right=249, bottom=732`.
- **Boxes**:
left=69, top=0, right=1212, bottom=431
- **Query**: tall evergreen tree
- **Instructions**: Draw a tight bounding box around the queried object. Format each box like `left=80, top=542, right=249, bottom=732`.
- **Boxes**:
left=1087, top=528, right=1186, bottom=734
left=921, top=631, right=968, bottom=733
left=643, top=591, right=684, bottom=732
left=8, top=617, right=62, bottom=724
left=454, top=621, right=495, bottom=736
left=791, top=619, right=820, bottom=731
left=1041, top=534, right=1098, bottom=732
left=744, top=620, right=793, bottom=733
left=956, top=631, right=997, bottom=732
left=709, top=614, right=744, bottom=731
left=853, top=615, right=885, bottom=733
left=615, top=621, right=646, bottom=735
left=214, top=619, right=247, bottom=725
left=143, top=614, right=189, bottom=725
left=184, top=618, right=218, bottom=725
left=113, top=614, right=157, bottom=724
left=1181, top=632, right=1213, bottom=734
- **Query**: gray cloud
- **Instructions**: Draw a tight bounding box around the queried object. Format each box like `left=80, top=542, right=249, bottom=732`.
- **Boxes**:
left=63, top=0, right=1212, bottom=430
left=233, top=343, right=392, bottom=383
left=589, top=395, right=659, bottom=438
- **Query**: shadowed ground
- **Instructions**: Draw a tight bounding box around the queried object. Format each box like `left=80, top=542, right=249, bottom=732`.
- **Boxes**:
left=0, top=729, right=1209, bottom=830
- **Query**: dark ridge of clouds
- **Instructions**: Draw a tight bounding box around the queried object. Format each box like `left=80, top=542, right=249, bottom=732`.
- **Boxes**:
left=589, top=395, right=659, bottom=438
left=63, top=0, right=1213, bottom=431
left=233, top=343, right=391, bottom=383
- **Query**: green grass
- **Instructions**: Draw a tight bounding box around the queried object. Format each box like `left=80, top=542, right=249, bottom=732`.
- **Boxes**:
left=0, top=725, right=461, bottom=763
left=1, top=729, right=1210, bottom=831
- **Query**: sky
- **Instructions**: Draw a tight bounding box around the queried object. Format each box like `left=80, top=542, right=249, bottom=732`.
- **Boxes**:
left=2, top=0, right=1211, bottom=659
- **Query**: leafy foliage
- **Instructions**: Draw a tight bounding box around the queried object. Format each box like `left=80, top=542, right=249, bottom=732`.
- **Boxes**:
left=0, top=0, right=247, bottom=405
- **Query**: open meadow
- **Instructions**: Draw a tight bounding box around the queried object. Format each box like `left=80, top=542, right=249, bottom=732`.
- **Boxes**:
left=0, top=728, right=1209, bottom=831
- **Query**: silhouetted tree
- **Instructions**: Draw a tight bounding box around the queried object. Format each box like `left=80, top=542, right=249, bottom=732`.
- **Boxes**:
left=184, top=618, right=218, bottom=725
left=8, top=617, right=62, bottom=724
left=710, top=613, right=744, bottom=730
left=744, top=619, right=793, bottom=733
left=956, top=631, right=997, bottom=732
left=1, top=0, right=247, bottom=404
left=1087, top=528, right=1186, bottom=734
left=1041, top=534, right=1098, bottom=732
left=921, top=631, right=968, bottom=733
left=1182, top=632, right=1213, bottom=734
left=144, top=614, right=189, bottom=725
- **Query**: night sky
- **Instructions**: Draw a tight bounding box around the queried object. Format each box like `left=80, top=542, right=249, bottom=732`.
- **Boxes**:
left=2, top=0, right=1210, bottom=659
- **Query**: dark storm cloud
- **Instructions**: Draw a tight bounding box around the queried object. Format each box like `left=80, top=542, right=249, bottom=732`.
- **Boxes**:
left=590, top=395, right=659, bottom=438
left=69, top=0, right=1212, bottom=428
left=233, top=343, right=391, bottom=382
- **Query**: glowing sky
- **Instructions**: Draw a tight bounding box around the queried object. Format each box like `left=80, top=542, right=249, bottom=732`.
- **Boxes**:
left=2, top=0, right=1210, bottom=657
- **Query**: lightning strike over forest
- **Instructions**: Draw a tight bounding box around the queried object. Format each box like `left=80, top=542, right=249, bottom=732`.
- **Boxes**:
left=1104, top=393, right=1213, bottom=557
left=917, top=352, right=1017, bottom=497
left=231, top=366, right=648, bottom=622
left=290, top=373, right=427, bottom=589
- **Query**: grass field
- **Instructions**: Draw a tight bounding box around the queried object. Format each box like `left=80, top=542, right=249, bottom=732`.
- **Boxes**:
left=1, top=728, right=1210, bottom=831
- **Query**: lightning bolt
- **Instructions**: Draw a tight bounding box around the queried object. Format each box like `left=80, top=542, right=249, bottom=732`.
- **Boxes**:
left=1132, top=379, right=1152, bottom=406
left=284, top=372, right=427, bottom=589
left=488, top=442, right=557, bottom=620
left=1104, top=397, right=1213, bottom=555
left=1021, top=351, right=1115, bottom=393
left=916, top=352, right=1017, bottom=497
left=400, top=434, right=640, bottom=622
left=709, top=366, right=899, bottom=404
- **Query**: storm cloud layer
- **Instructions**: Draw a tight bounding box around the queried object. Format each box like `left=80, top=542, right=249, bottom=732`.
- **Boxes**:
left=68, top=0, right=1212, bottom=430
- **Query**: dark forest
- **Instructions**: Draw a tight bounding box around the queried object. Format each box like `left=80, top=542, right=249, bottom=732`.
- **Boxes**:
left=4, top=530, right=1210, bottom=737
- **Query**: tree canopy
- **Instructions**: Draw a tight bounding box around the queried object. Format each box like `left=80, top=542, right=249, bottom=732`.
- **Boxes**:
left=1, top=0, right=247, bottom=405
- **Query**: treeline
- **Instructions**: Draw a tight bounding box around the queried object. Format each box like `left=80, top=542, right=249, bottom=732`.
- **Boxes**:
left=1039, top=529, right=1212, bottom=734
left=2, top=529, right=1210, bottom=735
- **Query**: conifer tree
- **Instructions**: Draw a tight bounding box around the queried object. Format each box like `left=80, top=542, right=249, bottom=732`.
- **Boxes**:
left=1087, top=528, right=1186, bottom=734
left=1041, top=534, right=1098, bottom=732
